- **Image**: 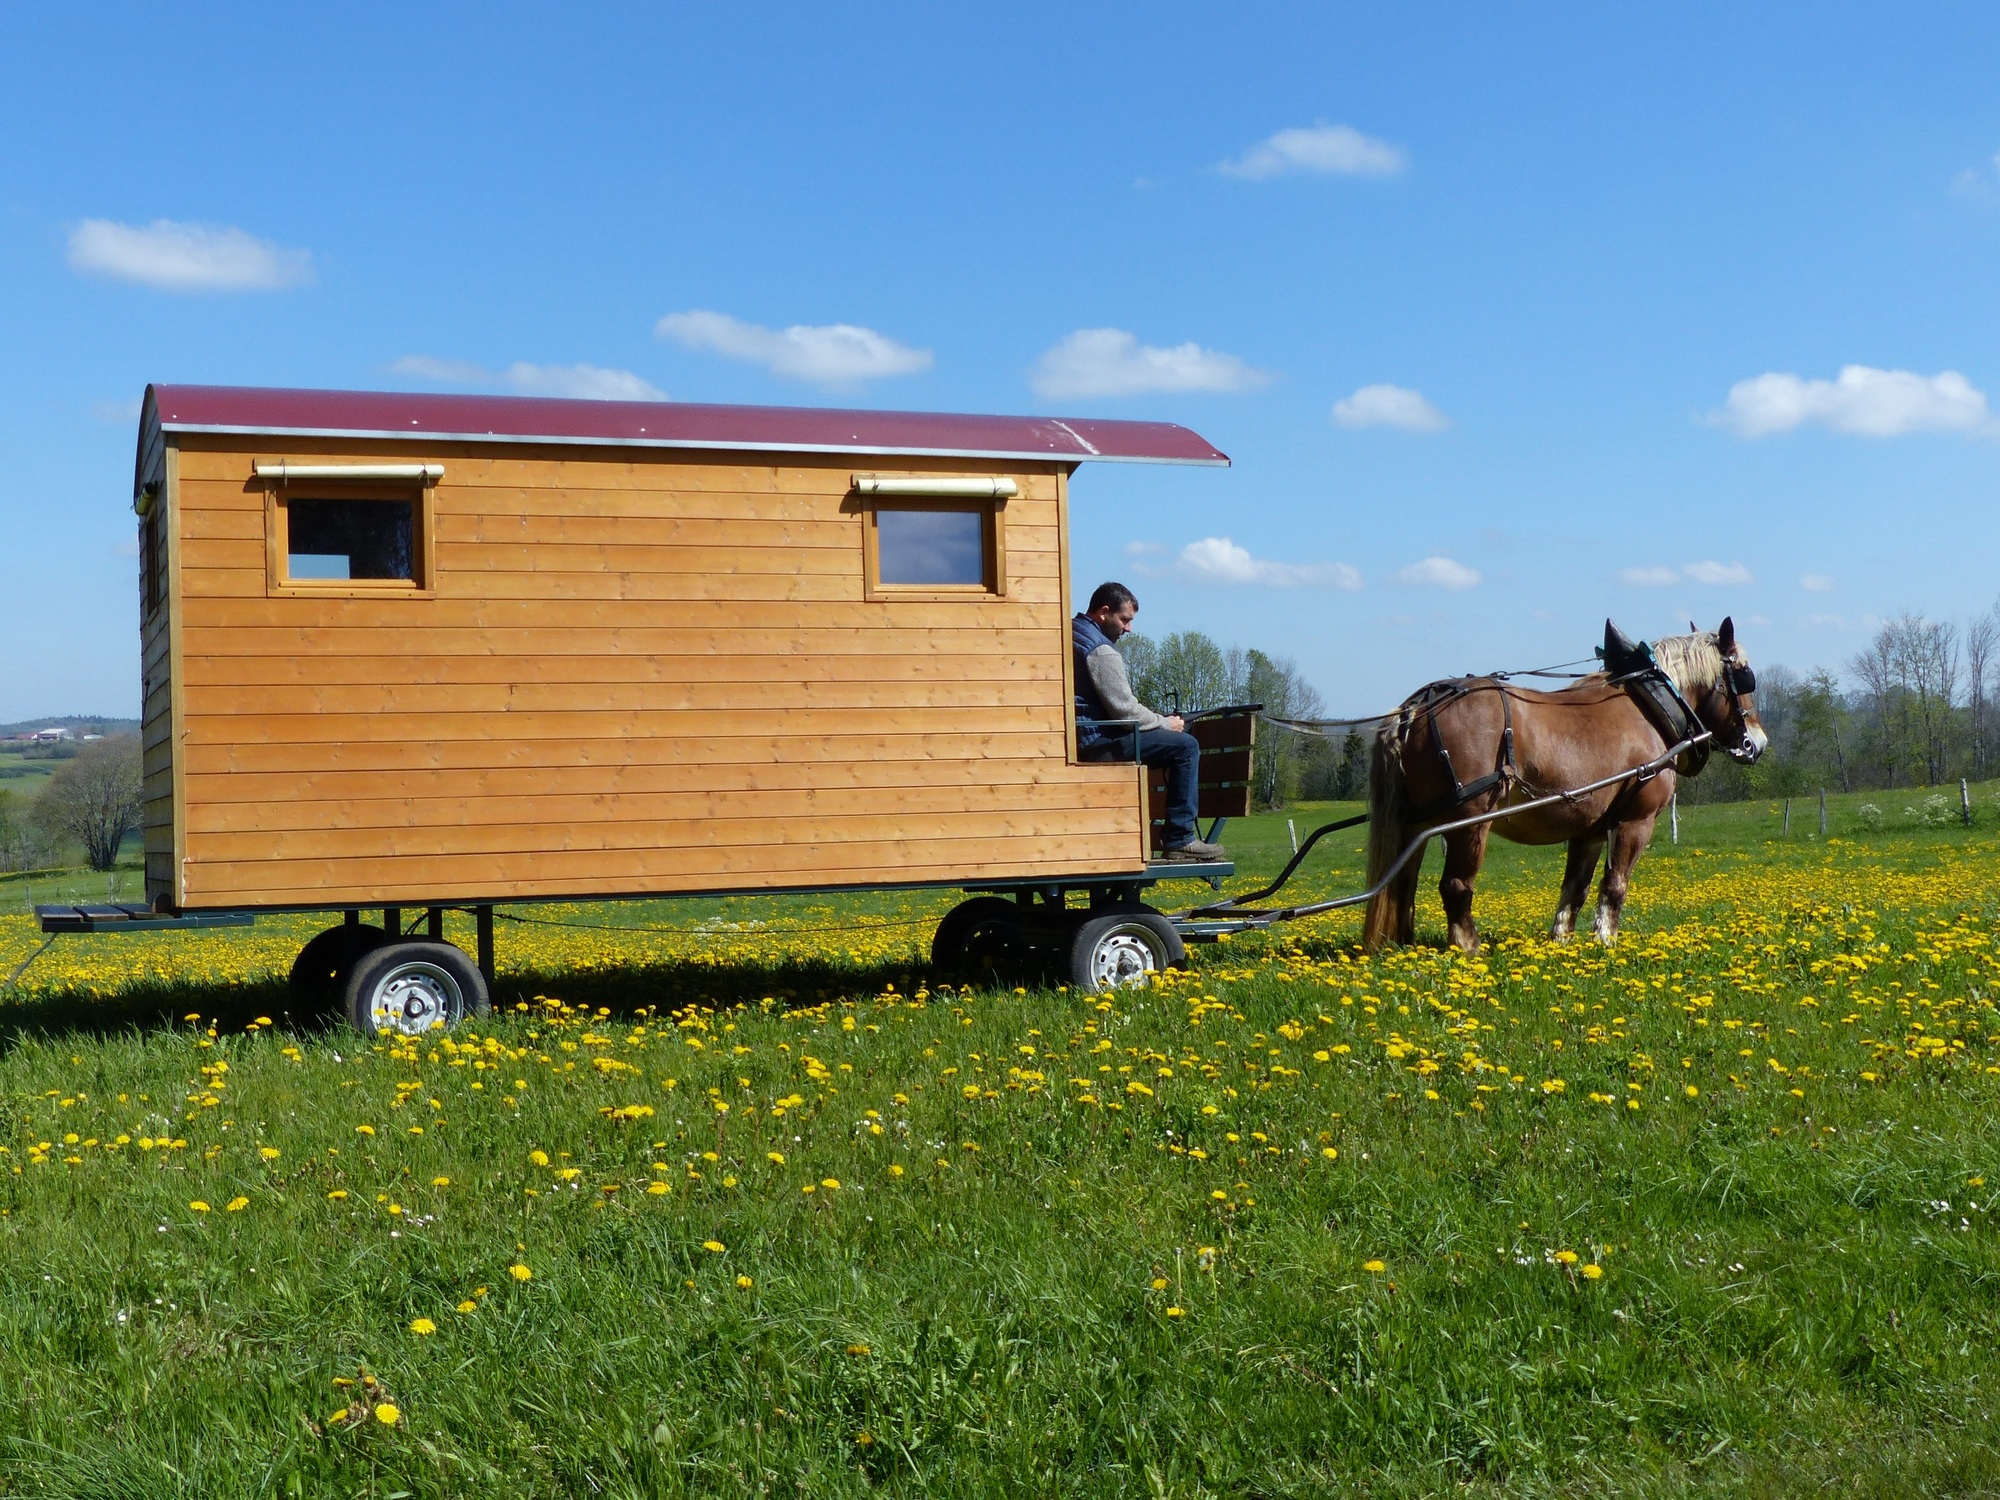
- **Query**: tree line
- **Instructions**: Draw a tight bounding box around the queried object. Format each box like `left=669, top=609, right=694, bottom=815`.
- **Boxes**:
left=1118, top=632, right=1368, bottom=808
left=1683, top=605, right=2000, bottom=804
left=1120, top=606, right=2000, bottom=812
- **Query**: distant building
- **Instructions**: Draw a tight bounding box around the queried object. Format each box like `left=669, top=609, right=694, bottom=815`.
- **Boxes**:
left=27, top=727, right=70, bottom=742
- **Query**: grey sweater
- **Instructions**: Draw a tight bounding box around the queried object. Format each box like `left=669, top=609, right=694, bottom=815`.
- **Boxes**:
left=1080, top=642, right=1169, bottom=732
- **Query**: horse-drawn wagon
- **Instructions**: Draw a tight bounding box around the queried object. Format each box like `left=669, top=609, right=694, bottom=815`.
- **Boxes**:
left=32, top=385, right=1255, bottom=1031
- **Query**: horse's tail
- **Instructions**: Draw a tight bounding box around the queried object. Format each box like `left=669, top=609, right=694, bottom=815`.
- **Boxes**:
left=1362, top=709, right=1414, bottom=951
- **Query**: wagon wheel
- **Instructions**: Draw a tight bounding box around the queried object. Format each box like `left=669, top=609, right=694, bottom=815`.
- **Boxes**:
left=930, top=897, right=1026, bottom=979
left=343, top=941, right=490, bottom=1038
left=1063, top=908, right=1186, bottom=993
left=288, top=923, right=389, bottom=1012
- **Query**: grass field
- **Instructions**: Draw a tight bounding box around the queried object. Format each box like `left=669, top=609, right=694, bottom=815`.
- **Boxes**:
left=1, top=787, right=1998, bottom=1496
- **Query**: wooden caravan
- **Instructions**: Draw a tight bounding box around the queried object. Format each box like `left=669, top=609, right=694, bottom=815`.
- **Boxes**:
left=117, top=386, right=1238, bottom=1025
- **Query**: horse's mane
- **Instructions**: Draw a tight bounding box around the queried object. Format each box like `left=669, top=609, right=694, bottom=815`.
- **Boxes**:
left=1650, top=632, right=1722, bottom=699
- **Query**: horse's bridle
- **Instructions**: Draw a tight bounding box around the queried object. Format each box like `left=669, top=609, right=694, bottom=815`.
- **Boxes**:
left=1711, top=657, right=1761, bottom=762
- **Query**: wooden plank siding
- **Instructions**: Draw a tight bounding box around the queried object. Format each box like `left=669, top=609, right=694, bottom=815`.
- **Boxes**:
left=158, top=436, right=1147, bottom=909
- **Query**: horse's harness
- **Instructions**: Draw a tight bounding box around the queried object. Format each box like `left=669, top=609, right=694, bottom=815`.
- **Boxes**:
left=1404, top=631, right=1756, bottom=821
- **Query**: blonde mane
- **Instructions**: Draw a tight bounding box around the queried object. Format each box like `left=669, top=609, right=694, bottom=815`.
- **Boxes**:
left=1650, top=632, right=1723, bottom=698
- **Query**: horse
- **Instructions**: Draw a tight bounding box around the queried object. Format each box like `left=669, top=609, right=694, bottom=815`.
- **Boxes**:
left=1361, top=618, right=1768, bottom=954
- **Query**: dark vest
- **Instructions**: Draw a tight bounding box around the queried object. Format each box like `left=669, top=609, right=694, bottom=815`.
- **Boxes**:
left=1072, top=613, right=1115, bottom=750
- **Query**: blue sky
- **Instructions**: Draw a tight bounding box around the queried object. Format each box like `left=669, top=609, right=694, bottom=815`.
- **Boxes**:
left=5, top=2, right=2000, bottom=721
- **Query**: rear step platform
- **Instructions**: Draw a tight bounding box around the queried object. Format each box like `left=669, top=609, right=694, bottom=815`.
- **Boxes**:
left=36, top=904, right=255, bottom=934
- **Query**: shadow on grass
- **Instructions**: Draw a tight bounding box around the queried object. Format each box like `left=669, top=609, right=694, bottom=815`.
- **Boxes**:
left=0, top=954, right=962, bottom=1052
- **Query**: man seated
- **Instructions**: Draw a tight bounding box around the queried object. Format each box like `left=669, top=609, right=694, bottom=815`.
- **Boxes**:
left=1072, top=582, right=1226, bottom=862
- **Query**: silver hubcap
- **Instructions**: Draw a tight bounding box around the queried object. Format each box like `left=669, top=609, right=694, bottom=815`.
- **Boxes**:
left=1089, top=929, right=1160, bottom=989
left=367, top=961, right=462, bottom=1035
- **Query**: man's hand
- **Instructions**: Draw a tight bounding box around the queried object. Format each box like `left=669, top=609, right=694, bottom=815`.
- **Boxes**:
left=1164, top=715, right=1186, bottom=733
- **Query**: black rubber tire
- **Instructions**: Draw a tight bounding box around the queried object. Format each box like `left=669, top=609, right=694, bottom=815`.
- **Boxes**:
left=342, top=940, right=489, bottom=1038
left=288, top=923, right=388, bottom=1012
left=1063, top=908, right=1186, bottom=993
left=930, top=897, right=1027, bottom=977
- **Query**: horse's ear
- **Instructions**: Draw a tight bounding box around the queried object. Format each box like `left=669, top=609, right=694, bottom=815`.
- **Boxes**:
left=1717, top=615, right=1736, bottom=652
left=1689, top=620, right=1699, bottom=633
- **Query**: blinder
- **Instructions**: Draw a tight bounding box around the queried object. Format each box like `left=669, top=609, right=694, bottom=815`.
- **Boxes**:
left=1724, top=661, right=1756, bottom=696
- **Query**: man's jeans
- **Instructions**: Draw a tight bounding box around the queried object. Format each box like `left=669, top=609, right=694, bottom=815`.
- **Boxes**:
left=1083, top=727, right=1201, bottom=846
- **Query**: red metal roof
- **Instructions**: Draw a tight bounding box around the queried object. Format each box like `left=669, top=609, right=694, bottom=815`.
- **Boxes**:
left=142, top=384, right=1230, bottom=470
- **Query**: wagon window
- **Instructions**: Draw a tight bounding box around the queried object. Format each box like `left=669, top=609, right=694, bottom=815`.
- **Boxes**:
left=864, top=501, right=1004, bottom=598
left=877, top=507, right=984, bottom=585
left=285, top=498, right=416, bottom=583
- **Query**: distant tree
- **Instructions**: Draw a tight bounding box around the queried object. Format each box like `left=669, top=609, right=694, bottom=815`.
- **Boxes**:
left=1965, top=605, right=1999, bottom=779
left=1242, top=650, right=1323, bottom=808
left=1851, top=614, right=1959, bottom=785
left=1791, top=669, right=1852, bottom=792
left=1125, top=631, right=1233, bottom=714
left=0, top=788, right=63, bottom=873
left=34, top=734, right=143, bottom=871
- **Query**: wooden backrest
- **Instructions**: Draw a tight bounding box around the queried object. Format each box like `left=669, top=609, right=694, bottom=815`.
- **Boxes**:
left=1144, top=706, right=1258, bottom=853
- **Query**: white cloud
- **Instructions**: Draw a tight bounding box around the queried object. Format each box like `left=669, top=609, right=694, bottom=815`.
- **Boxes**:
left=655, top=310, right=931, bottom=388
left=1178, top=536, right=1361, bottom=590
left=391, top=355, right=665, bottom=402
left=1950, top=151, right=2000, bottom=199
left=502, top=362, right=665, bottom=401
left=1801, top=573, right=1835, bottom=592
left=1122, top=541, right=1167, bottom=557
left=1394, top=556, right=1480, bottom=590
left=1221, top=124, right=1405, bottom=180
left=1617, top=565, right=1683, bottom=587
left=1030, top=328, right=1271, bottom=399
left=1683, top=560, right=1754, bottom=586
left=1713, top=365, right=1991, bottom=437
left=1332, top=383, right=1448, bottom=431
left=67, top=218, right=312, bottom=292
left=91, top=398, right=142, bottom=426
left=390, top=355, right=490, bottom=385
left=1617, top=561, right=1754, bottom=587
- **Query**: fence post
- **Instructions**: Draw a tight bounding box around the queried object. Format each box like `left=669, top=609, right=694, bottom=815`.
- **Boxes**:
left=1670, top=792, right=1679, bottom=845
left=1962, top=777, right=1973, bottom=828
left=1288, top=818, right=1298, bottom=854
left=1819, top=787, right=1827, bottom=836
left=1783, top=798, right=1791, bottom=835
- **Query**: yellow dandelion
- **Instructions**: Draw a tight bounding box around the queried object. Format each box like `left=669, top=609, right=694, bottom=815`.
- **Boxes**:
left=1165, top=1306, right=1185, bottom=1318
left=1151, top=1277, right=1169, bottom=1291
left=225, top=1196, right=249, bottom=1212
left=821, top=1178, right=841, bottom=1190
left=1581, top=1264, right=1605, bottom=1280
left=260, top=1147, right=281, bottom=1161
left=432, top=1176, right=450, bottom=1187
left=509, top=1263, right=532, bottom=1282
left=1554, top=1250, right=1580, bottom=1265
left=767, top=1151, right=785, bottom=1165
left=188, top=1200, right=210, bottom=1213
left=409, top=1317, right=436, bottom=1335
left=1362, top=1260, right=1386, bottom=1273
left=456, top=1300, right=477, bottom=1314
left=702, top=1240, right=726, bottom=1254
left=736, top=1275, right=754, bottom=1289
left=373, top=1403, right=400, bottom=1426
left=646, top=1182, right=669, bottom=1196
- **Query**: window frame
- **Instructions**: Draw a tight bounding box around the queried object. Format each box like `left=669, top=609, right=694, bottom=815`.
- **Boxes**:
left=264, top=478, right=437, bottom=598
left=860, top=496, right=1007, bottom=602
